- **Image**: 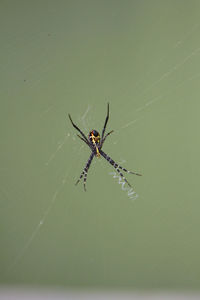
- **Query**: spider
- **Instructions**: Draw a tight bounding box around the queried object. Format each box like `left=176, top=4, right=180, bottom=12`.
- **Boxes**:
left=68, top=103, right=141, bottom=191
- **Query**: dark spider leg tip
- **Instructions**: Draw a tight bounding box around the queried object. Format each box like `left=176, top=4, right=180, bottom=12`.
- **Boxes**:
left=68, top=114, right=76, bottom=127
left=126, top=181, right=132, bottom=187
left=129, top=171, right=142, bottom=176
left=68, top=114, right=74, bottom=126
left=106, top=130, right=114, bottom=137
left=68, top=114, right=72, bottom=121
left=119, top=173, right=132, bottom=187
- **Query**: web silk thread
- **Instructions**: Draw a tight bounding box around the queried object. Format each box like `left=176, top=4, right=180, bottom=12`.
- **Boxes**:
left=109, top=171, right=139, bottom=201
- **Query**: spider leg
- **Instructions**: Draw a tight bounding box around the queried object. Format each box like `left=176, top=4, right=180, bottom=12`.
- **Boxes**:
left=101, top=103, right=109, bottom=141
left=75, top=152, right=94, bottom=191
left=117, top=165, right=142, bottom=176
left=100, top=130, right=114, bottom=148
left=100, top=150, right=141, bottom=187
left=68, top=114, right=88, bottom=143
left=77, top=134, right=92, bottom=150
left=83, top=169, right=89, bottom=192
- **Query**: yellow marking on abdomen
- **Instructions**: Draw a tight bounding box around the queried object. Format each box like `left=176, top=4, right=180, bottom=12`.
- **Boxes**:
left=91, top=136, right=100, bottom=157
left=96, top=148, right=100, bottom=157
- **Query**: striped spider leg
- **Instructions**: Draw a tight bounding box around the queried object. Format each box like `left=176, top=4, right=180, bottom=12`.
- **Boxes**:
left=100, top=149, right=142, bottom=187
left=75, top=152, right=94, bottom=191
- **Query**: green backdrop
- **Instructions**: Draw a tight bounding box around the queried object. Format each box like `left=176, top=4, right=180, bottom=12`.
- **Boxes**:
left=1, top=0, right=200, bottom=290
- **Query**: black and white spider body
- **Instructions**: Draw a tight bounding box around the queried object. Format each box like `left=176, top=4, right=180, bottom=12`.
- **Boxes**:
left=69, top=103, right=141, bottom=191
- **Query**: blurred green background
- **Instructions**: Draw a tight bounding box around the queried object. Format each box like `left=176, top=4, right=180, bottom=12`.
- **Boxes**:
left=1, top=0, right=200, bottom=290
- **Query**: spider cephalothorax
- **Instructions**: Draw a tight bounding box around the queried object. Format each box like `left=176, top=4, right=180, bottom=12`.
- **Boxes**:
left=69, top=103, right=141, bottom=191
left=89, top=130, right=100, bottom=144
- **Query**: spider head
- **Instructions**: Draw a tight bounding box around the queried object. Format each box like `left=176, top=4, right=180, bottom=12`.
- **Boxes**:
left=89, top=130, right=100, bottom=144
